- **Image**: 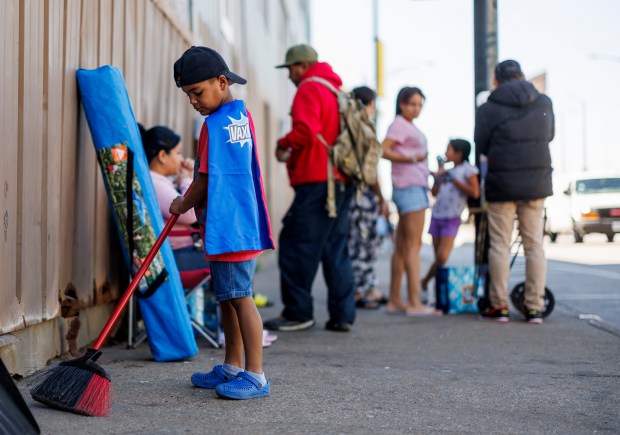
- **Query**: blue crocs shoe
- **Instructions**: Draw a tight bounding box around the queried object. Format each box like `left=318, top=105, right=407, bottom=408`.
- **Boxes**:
left=191, top=364, right=232, bottom=389
left=215, top=371, right=270, bottom=400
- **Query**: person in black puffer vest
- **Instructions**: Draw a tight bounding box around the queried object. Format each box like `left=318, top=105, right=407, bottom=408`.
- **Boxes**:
left=475, top=59, right=555, bottom=324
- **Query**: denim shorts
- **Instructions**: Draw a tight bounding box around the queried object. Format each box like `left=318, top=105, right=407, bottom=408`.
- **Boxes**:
left=392, top=185, right=429, bottom=215
left=209, top=259, right=256, bottom=302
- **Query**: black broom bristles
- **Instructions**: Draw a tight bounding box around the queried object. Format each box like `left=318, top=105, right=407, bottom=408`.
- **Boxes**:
left=30, top=349, right=113, bottom=417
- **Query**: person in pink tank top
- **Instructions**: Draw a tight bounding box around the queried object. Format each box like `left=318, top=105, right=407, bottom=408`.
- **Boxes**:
left=382, top=87, right=441, bottom=316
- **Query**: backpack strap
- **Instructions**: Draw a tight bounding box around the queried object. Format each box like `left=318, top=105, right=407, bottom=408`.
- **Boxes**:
left=126, top=148, right=134, bottom=261
left=316, top=133, right=337, bottom=218
left=302, top=77, right=364, bottom=180
left=134, top=268, right=169, bottom=299
left=301, top=76, right=340, bottom=95
left=300, top=77, right=342, bottom=218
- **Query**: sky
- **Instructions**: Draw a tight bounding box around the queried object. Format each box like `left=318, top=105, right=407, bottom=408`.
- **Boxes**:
left=309, top=0, right=620, bottom=192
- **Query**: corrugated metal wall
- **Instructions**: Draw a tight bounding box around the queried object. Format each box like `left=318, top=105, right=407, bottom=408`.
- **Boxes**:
left=0, top=0, right=195, bottom=335
left=1, top=0, right=311, bottom=375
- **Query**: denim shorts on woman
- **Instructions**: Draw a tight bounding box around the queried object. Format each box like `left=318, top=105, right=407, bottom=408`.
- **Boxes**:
left=209, top=259, right=256, bottom=302
left=391, top=185, right=429, bottom=215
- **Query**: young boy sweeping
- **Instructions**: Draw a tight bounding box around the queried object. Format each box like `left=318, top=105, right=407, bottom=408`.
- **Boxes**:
left=169, top=46, right=274, bottom=399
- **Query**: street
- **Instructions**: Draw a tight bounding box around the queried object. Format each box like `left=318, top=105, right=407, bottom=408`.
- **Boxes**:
left=17, top=222, right=619, bottom=434
left=535, top=233, right=620, bottom=332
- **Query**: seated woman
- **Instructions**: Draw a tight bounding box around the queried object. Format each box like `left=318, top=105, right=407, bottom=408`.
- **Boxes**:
left=140, top=124, right=276, bottom=317
left=140, top=123, right=276, bottom=346
left=139, top=124, right=207, bottom=272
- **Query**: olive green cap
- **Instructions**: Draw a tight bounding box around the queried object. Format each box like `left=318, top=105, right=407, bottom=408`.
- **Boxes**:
left=275, top=44, right=318, bottom=68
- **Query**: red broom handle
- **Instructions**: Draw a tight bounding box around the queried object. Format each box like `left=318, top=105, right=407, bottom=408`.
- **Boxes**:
left=93, top=185, right=192, bottom=350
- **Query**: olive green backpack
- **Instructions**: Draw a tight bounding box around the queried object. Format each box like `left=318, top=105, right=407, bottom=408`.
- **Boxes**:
left=301, top=77, right=382, bottom=217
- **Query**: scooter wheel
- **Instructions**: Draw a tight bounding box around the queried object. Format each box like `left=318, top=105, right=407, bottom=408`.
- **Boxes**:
left=510, top=282, right=555, bottom=318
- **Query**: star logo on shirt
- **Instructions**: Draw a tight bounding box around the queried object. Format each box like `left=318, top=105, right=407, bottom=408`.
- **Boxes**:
left=223, top=112, right=252, bottom=149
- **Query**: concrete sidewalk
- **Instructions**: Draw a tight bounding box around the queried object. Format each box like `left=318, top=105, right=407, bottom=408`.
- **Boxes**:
left=19, top=226, right=620, bottom=434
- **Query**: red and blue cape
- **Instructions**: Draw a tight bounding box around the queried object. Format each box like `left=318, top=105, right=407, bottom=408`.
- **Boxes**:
left=204, top=100, right=274, bottom=255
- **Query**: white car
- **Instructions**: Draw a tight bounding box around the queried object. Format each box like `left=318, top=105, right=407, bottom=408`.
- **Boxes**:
left=544, top=192, right=572, bottom=242
left=564, top=173, right=620, bottom=243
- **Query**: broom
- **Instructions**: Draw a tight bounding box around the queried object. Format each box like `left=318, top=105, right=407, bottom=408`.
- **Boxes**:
left=30, top=210, right=183, bottom=416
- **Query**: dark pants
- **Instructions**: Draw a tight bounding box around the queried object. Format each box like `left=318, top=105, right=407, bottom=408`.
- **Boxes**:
left=278, top=182, right=356, bottom=324
left=173, top=246, right=210, bottom=272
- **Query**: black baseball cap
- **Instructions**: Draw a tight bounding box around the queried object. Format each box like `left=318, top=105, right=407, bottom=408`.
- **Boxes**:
left=174, top=46, right=247, bottom=87
left=494, top=59, right=524, bottom=83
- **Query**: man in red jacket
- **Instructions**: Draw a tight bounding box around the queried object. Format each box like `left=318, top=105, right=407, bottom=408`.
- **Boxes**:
left=264, top=44, right=355, bottom=332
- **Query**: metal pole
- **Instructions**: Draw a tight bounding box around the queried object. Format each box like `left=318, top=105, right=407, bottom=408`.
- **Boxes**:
left=581, top=100, right=587, bottom=172
left=559, top=113, right=566, bottom=173
left=473, top=0, right=498, bottom=299
left=373, top=0, right=383, bottom=98
left=373, top=0, right=378, bottom=90
left=474, top=0, right=497, bottom=101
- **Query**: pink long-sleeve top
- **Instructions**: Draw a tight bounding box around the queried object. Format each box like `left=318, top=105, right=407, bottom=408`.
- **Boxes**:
left=150, top=170, right=196, bottom=250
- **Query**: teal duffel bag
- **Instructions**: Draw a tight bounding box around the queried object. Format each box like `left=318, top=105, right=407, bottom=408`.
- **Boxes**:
left=76, top=66, right=198, bottom=361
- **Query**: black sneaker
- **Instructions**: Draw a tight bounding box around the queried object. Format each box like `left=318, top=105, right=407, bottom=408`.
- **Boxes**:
left=325, top=320, right=352, bottom=332
left=526, top=309, right=543, bottom=324
left=263, top=317, right=315, bottom=332
left=478, top=306, right=509, bottom=323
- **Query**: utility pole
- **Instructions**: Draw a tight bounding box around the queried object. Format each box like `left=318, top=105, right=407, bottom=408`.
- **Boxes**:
left=581, top=99, right=588, bottom=172
left=566, top=96, right=588, bottom=173
left=373, top=0, right=384, bottom=98
left=473, top=0, right=497, bottom=304
left=474, top=0, right=497, bottom=103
